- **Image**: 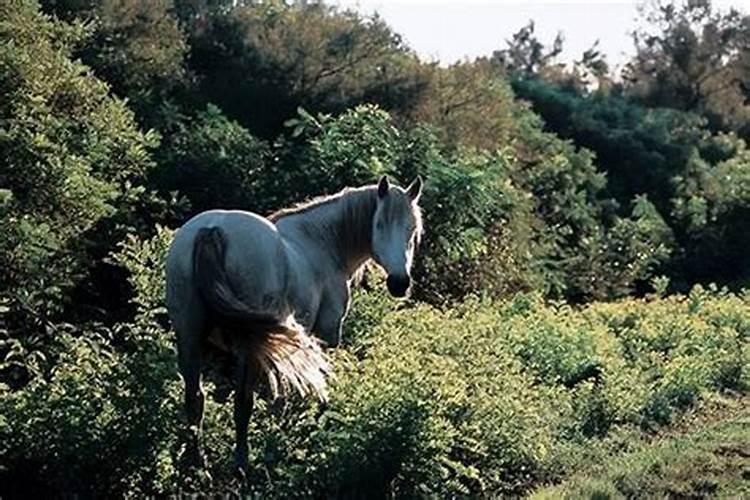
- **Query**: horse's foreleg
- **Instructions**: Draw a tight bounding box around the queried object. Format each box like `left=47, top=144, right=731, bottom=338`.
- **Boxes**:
left=233, top=345, right=256, bottom=478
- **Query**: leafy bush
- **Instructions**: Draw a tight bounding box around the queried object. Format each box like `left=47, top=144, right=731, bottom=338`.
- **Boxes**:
left=0, top=321, right=182, bottom=498
left=671, top=133, right=750, bottom=287
left=1, top=230, right=746, bottom=498
left=111, top=224, right=174, bottom=317
left=261, top=105, right=398, bottom=211
left=568, top=195, right=674, bottom=300
left=512, top=75, right=750, bottom=292
left=155, top=105, right=271, bottom=215
left=412, top=143, right=545, bottom=302
left=0, top=0, right=161, bottom=352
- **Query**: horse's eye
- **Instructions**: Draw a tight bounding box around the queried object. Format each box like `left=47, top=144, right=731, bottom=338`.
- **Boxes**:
left=375, top=221, right=384, bottom=230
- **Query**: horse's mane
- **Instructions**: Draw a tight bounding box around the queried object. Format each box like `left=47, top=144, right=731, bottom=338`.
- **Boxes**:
left=267, top=185, right=374, bottom=222
left=268, top=184, right=423, bottom=236
left=268, top=183, right=423, bottom=275
left=268, top=186, right=377, bottom=273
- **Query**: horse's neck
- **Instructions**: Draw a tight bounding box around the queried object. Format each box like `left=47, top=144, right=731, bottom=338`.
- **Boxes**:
left=279, top=188, right=376, bottom=277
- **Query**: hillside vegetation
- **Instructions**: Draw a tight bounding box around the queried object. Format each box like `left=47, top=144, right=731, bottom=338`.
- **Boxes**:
left=2, top=229, right=748, bottom=496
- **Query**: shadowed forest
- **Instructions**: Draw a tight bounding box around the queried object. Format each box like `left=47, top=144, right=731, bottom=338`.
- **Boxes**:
left=0, top=0, right=748, bottom=497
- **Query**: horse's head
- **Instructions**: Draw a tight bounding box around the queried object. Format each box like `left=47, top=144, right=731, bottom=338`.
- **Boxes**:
left=372, top=175, right=423, bottom=298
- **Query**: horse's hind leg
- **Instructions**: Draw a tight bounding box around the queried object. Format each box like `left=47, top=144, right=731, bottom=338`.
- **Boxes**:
left=180, top=340, right=206, bottom=469
left=173, top=293, right=209, bottom=469
left=233, top=340, right=258, bottom=479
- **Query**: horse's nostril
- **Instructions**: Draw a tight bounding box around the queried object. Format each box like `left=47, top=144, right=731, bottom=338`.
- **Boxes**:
left=386, top=275, right=410, bottom=297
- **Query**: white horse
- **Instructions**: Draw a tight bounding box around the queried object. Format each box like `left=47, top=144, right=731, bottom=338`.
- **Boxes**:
left=165, top=176, right=423, bottom=474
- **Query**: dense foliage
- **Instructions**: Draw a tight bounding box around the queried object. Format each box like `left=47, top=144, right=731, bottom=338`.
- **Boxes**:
left=1, top=230, right=747, bottom=497
left=1, top=0, right=748, bottom=497
left=505, top=0, right=750, bottom=292
left=0, top=0, right=163, bottom=368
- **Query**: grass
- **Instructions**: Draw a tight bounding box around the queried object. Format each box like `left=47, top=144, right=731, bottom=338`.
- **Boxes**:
left=531, top=395, right=750, bottom=499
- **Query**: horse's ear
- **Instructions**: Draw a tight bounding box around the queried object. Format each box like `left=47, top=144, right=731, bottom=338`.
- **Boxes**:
left=377, top=176, right=390, bottom=199
left=406, top=175, right=423, bottom=202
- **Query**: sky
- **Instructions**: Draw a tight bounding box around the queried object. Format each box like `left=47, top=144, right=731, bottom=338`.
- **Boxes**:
left=331, top=0, right=747, bottom=71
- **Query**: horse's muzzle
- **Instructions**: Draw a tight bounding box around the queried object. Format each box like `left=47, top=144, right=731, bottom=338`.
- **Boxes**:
left=386, top=274, right=411, bottom=297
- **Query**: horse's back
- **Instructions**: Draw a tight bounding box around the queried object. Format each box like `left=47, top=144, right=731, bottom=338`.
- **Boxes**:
left=166, top=210, right=290, bottom=324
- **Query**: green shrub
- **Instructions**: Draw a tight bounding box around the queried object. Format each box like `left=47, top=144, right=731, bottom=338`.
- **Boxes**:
left=155, top=105, right=271, bottom=215
left=261, top=105, right=398, bottom=211
left=3, top=228, right=746, bottom=498
left=0, top=321, right=182, bottom=497
left=111, top=224, right=174, bottom=317
left=0, top=0, right=157, bottom=313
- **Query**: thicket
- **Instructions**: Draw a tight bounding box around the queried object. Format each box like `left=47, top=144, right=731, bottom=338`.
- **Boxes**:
left=1, top=229, right=747, bottom=497
left=1, top=0, right=749, bottom=497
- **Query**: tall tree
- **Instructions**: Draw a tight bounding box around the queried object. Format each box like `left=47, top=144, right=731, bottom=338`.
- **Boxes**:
left=624, top=0, right=750, bottom=134
left=493, top=21, right=613, bottom=92
left=492, top=21, right=564, bottom=76
left=41, top=0, right=191, bottom=128
left=186, top=0, right=430, bottom=137
left=409, top=59, right=519, bottom=150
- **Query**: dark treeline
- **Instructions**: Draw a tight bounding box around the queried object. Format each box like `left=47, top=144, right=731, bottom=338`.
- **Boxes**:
left=506, top=1, right=750, bottom=291
left=1, top=0, right=749, bottom=497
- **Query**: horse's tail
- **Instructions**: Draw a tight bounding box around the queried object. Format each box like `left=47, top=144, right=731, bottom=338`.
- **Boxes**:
left=192, top=226, right=330, bottom=402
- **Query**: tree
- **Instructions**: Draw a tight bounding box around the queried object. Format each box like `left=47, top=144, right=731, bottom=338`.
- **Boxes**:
left=494, top=20, right=615, bottom=93
left=408, top=59, right=519, bottom=151
left=671, top=133, right=750, bottom=287
left=0, top=0, right=157, bottom=337
left=41, top=0, right=191, bottom=128
left=492, top=21, right=564, bottom=76
left=185, top=0, right=430, bottom=137
left=154, top=104, right=270, bottom=215
left=624, top=0, right=750, bottom=134
left=510, top=76, right=706, bottom=214
left=510, top=71, right=750, bottom=293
